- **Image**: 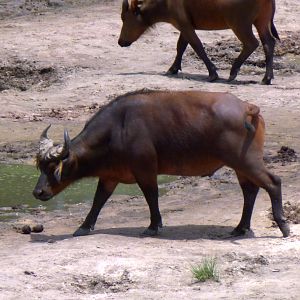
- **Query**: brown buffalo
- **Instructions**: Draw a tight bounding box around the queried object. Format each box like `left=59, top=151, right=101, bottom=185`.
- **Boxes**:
left=33, top=90, right=289, bottom=237
left=118, top=0, right=279, bottom=84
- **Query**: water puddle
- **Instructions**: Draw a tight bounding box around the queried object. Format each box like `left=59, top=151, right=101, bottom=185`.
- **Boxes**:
left=0, top=164, right=175, bottom=221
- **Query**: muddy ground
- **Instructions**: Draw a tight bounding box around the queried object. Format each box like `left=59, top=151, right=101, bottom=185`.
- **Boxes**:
left=0, top=0, right=300, bottom=299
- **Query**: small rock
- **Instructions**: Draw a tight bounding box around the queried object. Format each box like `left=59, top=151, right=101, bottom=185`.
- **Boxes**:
left=24, top=270, right=36, bottom=276
left=32, top=224, right=44, bottom=233
left=21, top=225, right=31, bottom=234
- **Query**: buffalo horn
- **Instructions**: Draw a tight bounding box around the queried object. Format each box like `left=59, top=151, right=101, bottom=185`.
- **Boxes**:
left=61, top=129, right=71, bottom=158
left=44, top=129, right=71, bottom=161
left=40, top=124, right=51, bottom=139
left=39, top=125, right=54, bottom=158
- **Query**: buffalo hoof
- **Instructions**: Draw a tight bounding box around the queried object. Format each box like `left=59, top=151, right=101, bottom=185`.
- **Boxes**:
left=231, top=227, right=254, bottom=238
left=166, top=66, right=179, bottom=76
left=228, top=74, right=237, bottom=82
left=141, top=228, right=159, bottom=237
left=208, top=72, right=219, bottom=82
left=73, top=227, right=91, bottom=237
left=278, top=222, right=290, bottom=238
left=261, top=78, right=272, bottom=85
left=141, top=222, right=163, bottom=237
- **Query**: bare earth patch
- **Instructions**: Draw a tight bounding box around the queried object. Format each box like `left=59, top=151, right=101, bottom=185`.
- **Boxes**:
left=0, top=0, right=300, bottom=299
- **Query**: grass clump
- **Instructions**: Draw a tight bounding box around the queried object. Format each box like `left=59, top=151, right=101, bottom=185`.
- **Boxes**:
left=191, top=257, right=220, bottom=282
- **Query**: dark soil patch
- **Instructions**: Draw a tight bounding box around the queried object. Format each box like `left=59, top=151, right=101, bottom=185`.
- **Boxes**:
left=33, top=102, right=101, bottom=121
left=0, top=0, right=115, bottom=20
left=275, top=32, right=300, bottom=56
left=185, top=31, right=300, bottom=73
left=269, top=201, right=300, bottom=225
left=0, top=141, right=37, bottom=162
left=0, top=102, right=101, bottom=121
left=0, top=59, right=60, bottom=91
left=264, top=146, right=298, bottom=166
left=0, top=0, right=71, bottom=19
left=282, top=201, right=300, bottom=224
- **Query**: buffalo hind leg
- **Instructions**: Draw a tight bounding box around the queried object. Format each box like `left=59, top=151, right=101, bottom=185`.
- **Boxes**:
left=166, top=33, right=188, bottom=75
left=73, top=180, right=117, bottom=237
left=266, top=173, right=289, bottom=237
left=229, top=27, right=259, bottom=82
left=255, top=24, right=277, bottom=85
left=232, top=173, right=259, bottom=236
left=236, top=166, right=289, bottom=237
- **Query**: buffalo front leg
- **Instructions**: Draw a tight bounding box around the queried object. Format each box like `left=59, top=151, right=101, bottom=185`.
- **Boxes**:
left=134, top=172, right=162, bottom=236
left=232, top=174, right=259, bottom=236
left=181, top=26, right=218, bottom=82
left=73, top=180, right=117, bottom=237
left=166, top=33, right=188, bottom=75
left=140, top=184, right=162, bottom=236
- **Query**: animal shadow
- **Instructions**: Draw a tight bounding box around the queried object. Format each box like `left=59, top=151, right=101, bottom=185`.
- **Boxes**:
left=30, top=224, right=237, bottom=242
left=118, top=70, right=259, bottom=85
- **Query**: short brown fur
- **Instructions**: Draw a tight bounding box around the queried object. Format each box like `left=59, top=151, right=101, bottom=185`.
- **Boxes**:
left=119, top=0, right=279, bottom=84
left=33, top=90, right=289, bottom=237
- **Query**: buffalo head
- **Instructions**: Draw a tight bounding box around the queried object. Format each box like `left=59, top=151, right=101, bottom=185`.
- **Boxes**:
left=118, top=0, right=149, bottom=47
left=33, top=125, right=75, bottom=201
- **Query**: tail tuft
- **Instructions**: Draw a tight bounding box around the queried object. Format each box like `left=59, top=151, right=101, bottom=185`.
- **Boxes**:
left=244, top=121, right=256, bottom=133
left=271, top=22, right=280, bottom=40
left=271, top=0, right=280, bottom=40
left=244, top=103, right=260, bottom=132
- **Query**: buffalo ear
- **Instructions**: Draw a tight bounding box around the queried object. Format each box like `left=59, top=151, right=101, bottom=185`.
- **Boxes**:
left=54, top=160, right=64, bottom=183
left=54, top=155, right=75, bottom=183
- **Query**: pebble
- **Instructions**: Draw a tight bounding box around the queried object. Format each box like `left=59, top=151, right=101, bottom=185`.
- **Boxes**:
left=32, top=224, right=44, bottom=233
left=21, top=225, right=31, bottom=234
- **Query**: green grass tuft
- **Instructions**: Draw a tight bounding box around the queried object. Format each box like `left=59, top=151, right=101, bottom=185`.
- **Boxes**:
left=191, top=257, right=220, bottom=282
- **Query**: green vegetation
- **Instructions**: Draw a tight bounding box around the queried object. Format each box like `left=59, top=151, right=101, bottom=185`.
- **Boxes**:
left=0, top=164, right=175, bottom=211
left=191, top=257, right=220, bottom=282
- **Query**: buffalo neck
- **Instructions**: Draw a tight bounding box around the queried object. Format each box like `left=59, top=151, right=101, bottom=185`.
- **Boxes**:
left=142, top=0, right=170, bottom=25
left=68, top=126, right=111, bottom=178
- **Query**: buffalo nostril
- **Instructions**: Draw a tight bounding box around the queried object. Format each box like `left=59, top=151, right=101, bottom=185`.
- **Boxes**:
left=33, top=189, right=43, bottom=198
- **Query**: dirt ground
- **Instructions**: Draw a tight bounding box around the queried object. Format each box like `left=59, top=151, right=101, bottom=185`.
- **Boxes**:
left=0, top=0, right=300, bottom=299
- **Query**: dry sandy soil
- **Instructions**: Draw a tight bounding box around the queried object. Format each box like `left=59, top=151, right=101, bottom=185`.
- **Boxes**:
left=0, top=0, right=300, bottom=299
